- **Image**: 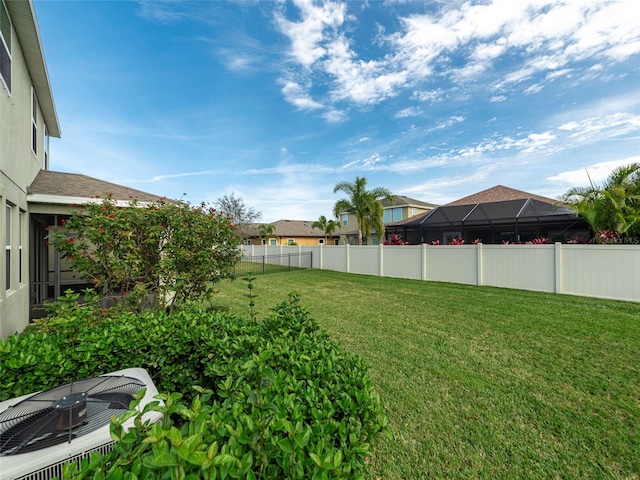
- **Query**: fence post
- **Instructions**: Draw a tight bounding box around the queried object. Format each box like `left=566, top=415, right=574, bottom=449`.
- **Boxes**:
left=346, top=244, right=350, bottom=273
left=422, top=243, right=427, bottom=281
left=476, top=242, right=483, bottom=286
left=319, top=244, right=323, bottom=270
left=554, top=242, right=562, bottom=293
left=379, top=244, right=384, bottom=277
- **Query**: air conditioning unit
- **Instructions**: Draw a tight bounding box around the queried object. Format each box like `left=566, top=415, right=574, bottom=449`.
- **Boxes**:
left=0, top=368, right=162, bottom=480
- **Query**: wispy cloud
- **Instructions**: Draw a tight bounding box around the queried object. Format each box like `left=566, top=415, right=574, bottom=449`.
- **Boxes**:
left=395, top=106, right=421, bottom=118
left=273, top=0, right=638, bottom=116
left=548, top=156, right=640, bottom=187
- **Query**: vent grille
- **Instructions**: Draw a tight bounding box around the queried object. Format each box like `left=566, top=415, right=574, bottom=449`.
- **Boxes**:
left=14, top=441, right=115, bottom=480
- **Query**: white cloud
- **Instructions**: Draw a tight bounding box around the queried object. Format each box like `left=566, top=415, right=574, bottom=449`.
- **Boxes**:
left=321, top=107, right=347, bottom=123
left=395, top=106, right=421, bottom=118
left=547, top=156, right=640, bottom=187
left=274, top=0, right=347, bottom=67
left=557, top=113, right=640, bottom=141
left=281, top=81, right=324, bottom=110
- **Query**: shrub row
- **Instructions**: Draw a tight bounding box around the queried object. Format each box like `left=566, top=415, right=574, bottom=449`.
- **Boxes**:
left=0, top=294, right=387, bottom=479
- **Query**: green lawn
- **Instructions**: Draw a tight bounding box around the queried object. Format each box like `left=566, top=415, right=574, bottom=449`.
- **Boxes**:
left=210, top=269, right=640, bottom=479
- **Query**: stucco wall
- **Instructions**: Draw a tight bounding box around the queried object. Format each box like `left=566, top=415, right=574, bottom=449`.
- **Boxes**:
left=0, top=10, right=48, bottom=339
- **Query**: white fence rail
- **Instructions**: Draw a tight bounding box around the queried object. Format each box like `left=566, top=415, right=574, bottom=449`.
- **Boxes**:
left=242, top=243, right=640, bottom=303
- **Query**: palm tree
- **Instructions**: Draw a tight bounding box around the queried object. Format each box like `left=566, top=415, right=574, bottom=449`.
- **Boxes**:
left=562, top=163, right=640, bottom=241
left=312, top=215, right=340, bottom=244
left=257, top=223, right=276, bottom=245
left=333, top=176, right=394, bottom=245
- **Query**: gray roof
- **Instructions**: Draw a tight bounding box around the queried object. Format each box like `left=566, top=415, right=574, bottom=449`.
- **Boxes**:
left=28, top=170, right=169, bottom=203
left=380, top=195, right=438, bottom=208
left=246, top=219, right=339, bottom=237
left=445, top=185, right=558, bottom=206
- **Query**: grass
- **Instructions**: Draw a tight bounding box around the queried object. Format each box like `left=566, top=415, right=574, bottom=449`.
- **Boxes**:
left=210, top=269, right=640, bottom=479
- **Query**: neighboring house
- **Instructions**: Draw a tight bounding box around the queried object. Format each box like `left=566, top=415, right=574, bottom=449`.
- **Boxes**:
left=1, top=0, right=61, bottom=338
left=339, top=195, right=438, bottom=245
left=244, top=220, right=340, bottom=247
left=386, top=185, right=590, bottom=245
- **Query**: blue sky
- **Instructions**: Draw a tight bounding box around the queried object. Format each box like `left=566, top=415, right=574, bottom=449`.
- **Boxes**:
left=34, top=0, right=639, bottom=222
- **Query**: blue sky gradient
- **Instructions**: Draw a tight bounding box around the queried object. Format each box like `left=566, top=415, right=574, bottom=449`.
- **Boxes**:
left=34, top=0, right=640, bottom=222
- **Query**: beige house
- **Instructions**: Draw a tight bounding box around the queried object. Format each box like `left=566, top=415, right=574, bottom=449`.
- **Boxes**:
left=1, top=0, right=61, bottom=338
left=244, top=219, right=340, bottom=246
left=1, top=1, right=167, bottom=338
left=338, top=195, right=438, bottom=245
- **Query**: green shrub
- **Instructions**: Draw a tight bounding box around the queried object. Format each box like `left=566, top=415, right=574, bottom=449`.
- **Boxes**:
left=0, top=294, right=387, bottom=479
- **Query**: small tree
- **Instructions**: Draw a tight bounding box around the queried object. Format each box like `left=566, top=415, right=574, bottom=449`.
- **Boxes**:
left=312, top=215, right=339, bottom=244
left=214, top=192, right=262, bottom=238
left=257, top=223, right=277, bottom=245
left=49, top=196, right=242, bottom=312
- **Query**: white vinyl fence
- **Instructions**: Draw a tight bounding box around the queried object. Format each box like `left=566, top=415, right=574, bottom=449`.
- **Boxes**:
left=241, top=243, right=640, bottom=303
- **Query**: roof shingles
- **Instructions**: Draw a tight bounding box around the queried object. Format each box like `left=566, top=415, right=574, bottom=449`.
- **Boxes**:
left=28, top=170, right=169, bottom=203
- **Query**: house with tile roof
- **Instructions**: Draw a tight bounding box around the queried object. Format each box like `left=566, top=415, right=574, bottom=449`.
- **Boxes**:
left=385, top=185, right=590, bottom=245
left=338, top=194, right=438, bottom=245
left=244, top=219, right=340, bottom=246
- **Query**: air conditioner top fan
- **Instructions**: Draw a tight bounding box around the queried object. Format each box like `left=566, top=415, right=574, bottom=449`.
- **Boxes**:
left=0, top=368, right=161, bottom=480
left=0, top=374, right=145, bottom=456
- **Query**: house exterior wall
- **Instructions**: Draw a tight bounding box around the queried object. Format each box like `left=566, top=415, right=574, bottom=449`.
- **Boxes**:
left=0, top=0, right=51, bottom=338
left=245, top=236, right=338, bottom=247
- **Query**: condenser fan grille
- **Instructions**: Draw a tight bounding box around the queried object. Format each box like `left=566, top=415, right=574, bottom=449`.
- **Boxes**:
left=0, top=375, right=145, bottom=455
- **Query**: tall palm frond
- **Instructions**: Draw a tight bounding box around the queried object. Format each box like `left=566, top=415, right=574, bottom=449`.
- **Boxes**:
left=333, top=176, right=393, bottom=245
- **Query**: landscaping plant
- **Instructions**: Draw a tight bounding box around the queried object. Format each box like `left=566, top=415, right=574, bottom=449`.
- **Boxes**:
left=0, top=289, right=387, bottom=479
left=48, top=195, right=242, bottom=312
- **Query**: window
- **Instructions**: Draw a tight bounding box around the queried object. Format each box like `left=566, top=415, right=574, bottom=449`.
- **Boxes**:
left=44, top=127, right=50, bottom=169
left=341, top=214, right=348, bottom=226
left=287, top=238, right=295, bottom=245
left=245, top=239, right=252, bottom=246
left=412, top=208, right=417, bottom=216
left=18, top=210, right=23, bottom=283
left=269, top=238, right=277, bottom=246
left=384, top=208, right=403, bottom=223
left=334, top=238, right=339, bottom=245
left=5, top=204, right=11, bottom=290
left=0, top=0, right=11, bottom=92
left=318, top=238, right=325, bottom=245
left=32, top=88, right=38, bottom=154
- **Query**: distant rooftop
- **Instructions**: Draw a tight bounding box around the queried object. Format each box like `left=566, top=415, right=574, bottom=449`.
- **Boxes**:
left=445, top=185, right=558, bottom=206
left=245, top=219, right=338, bottom=237
left=381, top=195, right=439, bottom=208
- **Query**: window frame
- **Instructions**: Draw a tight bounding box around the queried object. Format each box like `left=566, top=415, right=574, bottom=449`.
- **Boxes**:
left=318, top=238, right=325, bottom=245
left=269, top=238, right=277, bottom=246
left=31, top=87, right=38, bottom=155
left=18, top=210, right=23, bottom=284
left=0, top=0, right=11, bottom=93
left=5, top=204, right=12, bottom=290
left=341, top=214, right=348, bottom=227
